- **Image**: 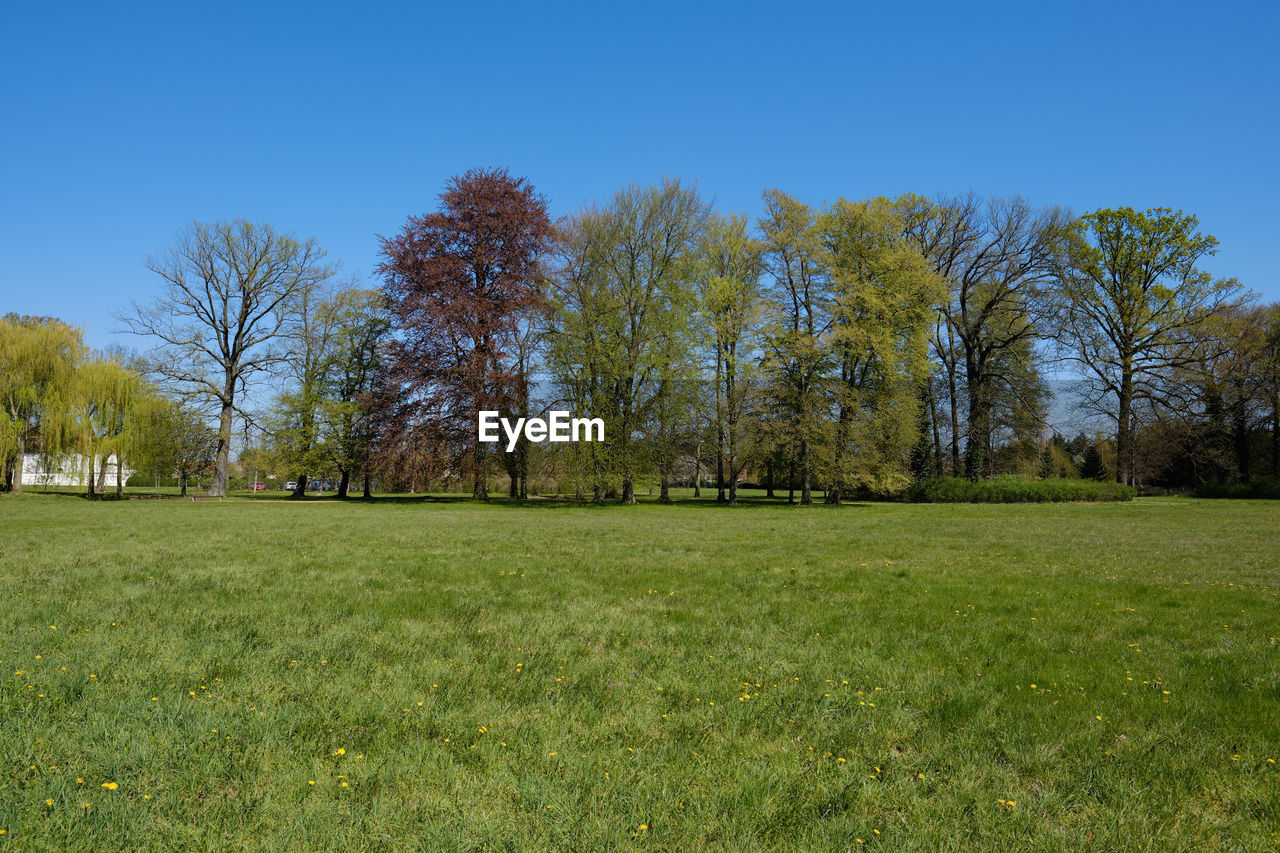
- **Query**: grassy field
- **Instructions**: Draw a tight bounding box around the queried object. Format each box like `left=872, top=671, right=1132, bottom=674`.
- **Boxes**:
left=1, top=493, right=1277, bottom=851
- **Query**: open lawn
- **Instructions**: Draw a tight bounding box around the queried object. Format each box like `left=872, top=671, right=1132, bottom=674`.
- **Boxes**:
left=0, top=494, right=1277, bottom=850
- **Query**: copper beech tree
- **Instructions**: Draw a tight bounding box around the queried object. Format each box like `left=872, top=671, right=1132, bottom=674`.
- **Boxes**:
left=378, top=169, right=553, bottom=500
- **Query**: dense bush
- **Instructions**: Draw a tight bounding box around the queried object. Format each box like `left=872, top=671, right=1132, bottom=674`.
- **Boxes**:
left=908, top=476, right=1136, bottom=503
left=1193, top=478, right=1280, bottom=499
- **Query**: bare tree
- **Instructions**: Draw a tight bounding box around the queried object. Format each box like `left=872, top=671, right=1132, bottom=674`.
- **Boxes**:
left=122, top=219, right=332, bottom=497
left=905, top=195, right=1069, bottom=479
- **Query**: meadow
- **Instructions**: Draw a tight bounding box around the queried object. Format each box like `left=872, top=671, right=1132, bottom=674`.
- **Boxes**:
left=0, top=493, right=1277, bottom=851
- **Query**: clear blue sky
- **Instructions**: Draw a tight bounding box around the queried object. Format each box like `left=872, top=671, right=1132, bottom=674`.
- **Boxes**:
left=2, top=0, right=1277, bottom=351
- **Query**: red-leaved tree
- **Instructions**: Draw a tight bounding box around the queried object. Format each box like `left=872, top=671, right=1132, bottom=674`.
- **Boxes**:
left=378, top=168, right=553, bottom=499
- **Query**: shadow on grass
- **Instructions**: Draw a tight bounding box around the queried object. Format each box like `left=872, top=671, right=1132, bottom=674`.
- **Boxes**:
left=393, top=494, right=878, bottom=510
left=3, top=488, right=878, bottom=509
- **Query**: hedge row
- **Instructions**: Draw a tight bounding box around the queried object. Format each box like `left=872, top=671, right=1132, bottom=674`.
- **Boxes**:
left=907, top=476, right=1136, bottom=503
left=1193, top=479, right=1280, bottom=499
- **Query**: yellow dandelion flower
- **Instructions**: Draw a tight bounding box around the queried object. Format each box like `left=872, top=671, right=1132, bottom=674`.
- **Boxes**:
left=102, top=782, right=118, bottom=790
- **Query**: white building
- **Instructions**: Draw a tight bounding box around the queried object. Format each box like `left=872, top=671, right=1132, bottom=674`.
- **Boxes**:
left=21, top=453, right=134, bottom=489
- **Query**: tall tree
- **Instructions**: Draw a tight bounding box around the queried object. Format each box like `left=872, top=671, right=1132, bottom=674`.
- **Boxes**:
left=1263, top=303, right=1280, bottom=479
left=1189, top=305, right=1273, bottom=483
left=759, top=190, right=831, bottom=505
left=545, top=180, right=707, bottom=503
left=545, top=210, right=615, bottom=501
left=698, top=213, right=765, bottom=504
left=819, top=196, right=941, bottom=502
left=0, top=315, right=83, bottom=492
left=379, top=168, right=553, bottom=500
left=1059, top=207, right=1245, bottom=484
left=900, top=194, right=980, bottom=477
left=276, top=280, right=342, bottom=497
left=53, top=357, right=139, bottom=498
left=123, top=219, right=332, bottom=497
left=922, top=196, right=1068, bottom=479
left=317, top=289, right=390, bottom=498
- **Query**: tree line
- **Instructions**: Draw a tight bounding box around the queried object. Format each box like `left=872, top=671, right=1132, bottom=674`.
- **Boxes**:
left=3, top=169, right=1277, bottom=500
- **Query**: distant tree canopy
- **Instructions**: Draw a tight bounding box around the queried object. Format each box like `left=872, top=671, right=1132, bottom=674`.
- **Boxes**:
left=8, top=175, right=1276, bottom=501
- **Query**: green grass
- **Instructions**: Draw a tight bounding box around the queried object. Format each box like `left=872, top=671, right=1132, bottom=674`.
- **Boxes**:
left=1, top=493, right=1277, bottom=851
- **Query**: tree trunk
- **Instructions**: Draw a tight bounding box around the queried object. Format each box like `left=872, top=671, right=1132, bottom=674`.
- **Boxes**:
left=621, top=476, right=636, bottom=504
left=210, top=397, right=233, bottom=497
left=10, top=432, right=25, bottom=493
left=765, top=457, right=775, bottom=499
left=826, top=401, right=848, bottom=506
left=787, top=460, right=795, bottom=504
left=715, top=346, right=726, bottom=502
left=292, top=474, right=308, bottom=498
left=963, top=368, right=992, bottom=481
left=930, top=385, right=943, bottom=478
left=799, top=437, right=812, bottom=506
left=1271, top=408, right=1279, bottom=480
left=337, top=469, right=350, bottom=498
left=472, top=442, right=488, bottom=500
left=87, top=453, right=97, bottom=499
left=947, top=361, right=960, bottom=476
left=693, top=439, right=702, bottom=498
left=1116, top=372, right=1133, bottom=486
left=362, top=472, right=372, bottom=499
left=715, top=451, right=726, bottom=502
left=180, top=474, right=188, bottom=497
left=116, top=456, right=124, bottom=498
left=519, top=446, right=528, bottom=499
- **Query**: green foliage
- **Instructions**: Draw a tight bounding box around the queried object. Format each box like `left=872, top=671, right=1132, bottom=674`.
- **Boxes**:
left=546, top=179, right=709, bottom=502
left=758, top=191, right=831, bottom=504
left=908, top=475, right=1136, bottom=503
left=1193, top=478, right=1280, bottom=499
left=1061, top=207, right=1246, bottom=483
left=0, top=316, right=84, bottom=488
left=698, top=212, right=766, bottom=503
left=819, top=196, right=942, bottom=497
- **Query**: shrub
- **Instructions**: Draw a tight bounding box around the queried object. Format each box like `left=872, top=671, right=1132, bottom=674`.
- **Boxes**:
left=1193, top=479, right=1280, bottom=499
left=908, top=476, right=1136, bottom=503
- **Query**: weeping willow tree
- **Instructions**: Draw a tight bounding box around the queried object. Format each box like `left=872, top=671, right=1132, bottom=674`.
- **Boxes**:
left=48, top=357, right=140, bottom=498
left=0, top=315, right=84, bottom=492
